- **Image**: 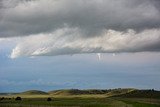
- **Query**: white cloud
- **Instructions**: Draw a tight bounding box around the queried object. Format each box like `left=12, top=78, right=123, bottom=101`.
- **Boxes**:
left=10, top=28, right=160, bottom=58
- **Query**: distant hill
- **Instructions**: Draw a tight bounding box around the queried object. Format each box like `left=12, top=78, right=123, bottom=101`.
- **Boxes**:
left=20, top=90, right=48, bottom=95
left=48, top=89, right=108, bottom=95
left=112, top=89, right=160, bottom=98
left=48, top=88, right=135, bottom=96
left=105, top=88, right=135, bottom=97
left=1, top=89, right=160, bottom=99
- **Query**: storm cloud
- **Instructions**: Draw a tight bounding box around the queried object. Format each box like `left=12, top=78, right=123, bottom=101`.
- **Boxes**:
left=1, top=0, right=160, bottom=37
left=0, top=0, right=160, bottom=58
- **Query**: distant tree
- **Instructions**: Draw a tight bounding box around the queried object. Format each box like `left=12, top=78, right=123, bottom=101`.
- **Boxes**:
left=0, top=97, right=4, bottom=101
left=15, top=97, right=22, bottom=101
left=47, top=97, right=52, bottom=101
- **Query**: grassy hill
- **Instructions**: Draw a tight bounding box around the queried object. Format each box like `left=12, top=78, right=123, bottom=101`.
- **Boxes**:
left=48, top=88, right=135, bottom=96
left=1, top=88, right=160, bottom=107
left=105, top=88, right=135, bottom=97
left=20, top=90, right=48, bottom=95
left=1, top=88, right=160, bottom=99
left=48, top=88, right=160, bottom=99
left=48, top=89, right=109, bottom=95
left=112, top=89, right=160, bottom=98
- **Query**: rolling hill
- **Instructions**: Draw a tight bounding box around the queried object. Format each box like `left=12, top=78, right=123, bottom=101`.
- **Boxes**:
left=48, top=89, right=108, bottom=95
left=112, top=89, right=160, bottom=98
left=105, top=88, right=135, bottom=97
left=20, top=90, right=48, bottom=95
left=1, top=88, right=160, bottom=99
left=48, top=88, right=135, bottom=96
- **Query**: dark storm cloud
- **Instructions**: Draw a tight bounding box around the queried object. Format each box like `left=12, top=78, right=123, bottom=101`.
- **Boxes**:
left=0, top=0, right=160, bottom=37
left=0, top=0, right=160, bottom=58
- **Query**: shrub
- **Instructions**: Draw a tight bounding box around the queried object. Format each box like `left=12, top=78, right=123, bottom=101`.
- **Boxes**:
left=47, top=97, right=52, bottom=101
left=15, top=97, right=22, bottom=101
left=0, top=97, right=4, bottom=101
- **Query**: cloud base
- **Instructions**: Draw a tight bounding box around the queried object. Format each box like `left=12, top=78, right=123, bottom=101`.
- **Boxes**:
left=10, top=28, right=160, bottom=58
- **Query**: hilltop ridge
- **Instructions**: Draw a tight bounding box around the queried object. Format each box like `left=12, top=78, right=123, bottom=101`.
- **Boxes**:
left=20, top=90, right=48, bottom=95
left=1, top=88, right=160, bottom=98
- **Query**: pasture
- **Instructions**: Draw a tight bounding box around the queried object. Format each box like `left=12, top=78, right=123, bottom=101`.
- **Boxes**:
left=0, top=95, right=160, bottom=107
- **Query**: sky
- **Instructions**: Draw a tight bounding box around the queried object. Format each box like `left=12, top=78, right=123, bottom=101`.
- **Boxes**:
left=0, top=0, right=160, bottom=92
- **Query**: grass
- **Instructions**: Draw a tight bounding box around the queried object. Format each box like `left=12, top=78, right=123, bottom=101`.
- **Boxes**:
left=122, top=100, right=160, bottom=107
left=114, top=89, right=160, bottom=99
left=1, top=97, right=160, bottom=107
left=0, top=98, right=113, bottom=107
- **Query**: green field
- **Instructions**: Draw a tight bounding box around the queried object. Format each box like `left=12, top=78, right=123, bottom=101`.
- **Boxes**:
left=0, top=89, right=160, bottom=107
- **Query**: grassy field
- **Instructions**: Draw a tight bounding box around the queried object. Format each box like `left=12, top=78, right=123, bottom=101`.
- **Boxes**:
left=0, top=96, right=160, bottom=107
left=0, top=89, right=160, bottom=107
